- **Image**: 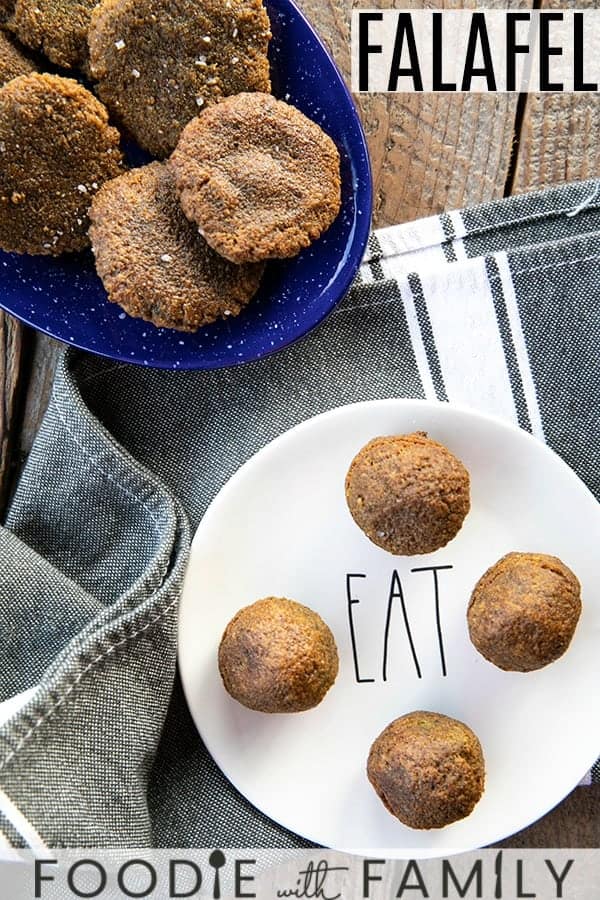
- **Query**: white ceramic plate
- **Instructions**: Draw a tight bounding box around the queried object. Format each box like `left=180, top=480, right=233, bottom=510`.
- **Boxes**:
left=178, top=400, right=600, bottom=856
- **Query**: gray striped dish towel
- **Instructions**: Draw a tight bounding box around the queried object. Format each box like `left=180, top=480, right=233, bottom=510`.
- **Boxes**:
left=0, top=178, right=597, bottom=849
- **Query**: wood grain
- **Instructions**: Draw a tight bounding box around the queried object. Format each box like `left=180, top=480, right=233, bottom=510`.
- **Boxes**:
left=18, top=333, right=63, bottom=460
left=0, top=313, right=26, bottom=516
left=297, top=0, right=532, bottom=226
left=0, top=0, right=598, bottom=848
left=512, top=93, right=600, bottom=195
left=511, top=0, right=600, bottom=195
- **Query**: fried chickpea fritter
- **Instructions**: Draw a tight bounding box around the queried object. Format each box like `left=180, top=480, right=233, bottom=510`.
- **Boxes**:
left=0, top=30, right=37, bottom=88
left=169, top=92, right=342, bottom=263
left=10, top=0, right=100, bottom=68
left=88, top=0, right=272, bottom=157
left=368, top=712, right=485, bottom=829
left=0, top=73, right=123, bottom=255
left=345, top=432, right=471, bottom=556
left=468, top=552, right=582, bottom=672
left=218, top=597, right=339, bottom=713
left=89, top=161, right=265, bottom=331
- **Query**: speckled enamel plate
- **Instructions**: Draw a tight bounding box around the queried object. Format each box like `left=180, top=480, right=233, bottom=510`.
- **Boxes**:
left=0, top=0, right=372, bottom=369
left=179, top=399, right=600, bottom=856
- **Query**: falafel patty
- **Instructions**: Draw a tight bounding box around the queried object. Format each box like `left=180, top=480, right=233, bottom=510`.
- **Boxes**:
left=345, top=432, right=471, bottom=556
left=367, top=711, right=485, bottom=829
left=88, top=0, right=272, bottom=158
left=169, top=92, right=342, bottom=263
left=0, top=30, right=37, bottom=88
left=89, top=161, right=265, bottom=331
left=467, top=552, right=582, bottom=672
left=0, top=73, right=123, bottom=255
left=218, top=597, right=339, bottom=713
left=10, top=0, right=99, bottom=68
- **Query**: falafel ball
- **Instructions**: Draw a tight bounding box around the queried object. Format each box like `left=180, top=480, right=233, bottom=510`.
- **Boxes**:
left=345, top=432, right=471, bottom=556
left=467, top=552, right=582, bottom=672
left=218, top=597, right=339, bottom=713
left=0, top=73, right=123, bottom=255
left=367, top=711, right=485, bottom=830
left=0, top=31, right=38, bottom=88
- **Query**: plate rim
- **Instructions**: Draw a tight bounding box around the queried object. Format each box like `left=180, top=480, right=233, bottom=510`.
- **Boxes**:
left=178, top=398, right=600, bottom=855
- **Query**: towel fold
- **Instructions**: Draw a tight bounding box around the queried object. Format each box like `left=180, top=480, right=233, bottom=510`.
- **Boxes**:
left=0, top=178, right=598, bottom=848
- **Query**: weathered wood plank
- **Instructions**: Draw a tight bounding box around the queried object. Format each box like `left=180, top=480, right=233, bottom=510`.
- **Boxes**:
left=512, top=92, right=600, bottom=194
left=0, top=0, right=597, bottom=849
left=512, top=0, right=600, bottom=194
left=18, top=333, right=62, bottom=460
left=0, top=312, right=26, bottom=515
left=296, top=0, right=532, bottom=226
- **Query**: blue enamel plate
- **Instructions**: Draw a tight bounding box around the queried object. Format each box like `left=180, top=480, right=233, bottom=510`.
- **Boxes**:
left=0, top=0, right=373, bottom=370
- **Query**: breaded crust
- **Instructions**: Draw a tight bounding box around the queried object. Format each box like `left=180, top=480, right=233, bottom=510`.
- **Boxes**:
left=1, top=0, right=15, bottom=24
left=0, top=30, right=37, bottom=87
left=367, top=712, right=485, bottom=830
left=88, top=0, right=272, bottom=158
left=10, top=0, right=99, bottom=68
left=345, top=432, right=471, bottom=556
left=467, top=552, right=582, bottom=672
left=218, top=597, right=339, bottom=713
left=0, top=73, right=123, bottom=255
left=89, top=162, right=265, bottom=331
left=169, top=92, right=342, bottom=263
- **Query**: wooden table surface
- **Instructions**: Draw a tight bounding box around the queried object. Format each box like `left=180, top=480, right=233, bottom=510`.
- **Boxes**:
left=1, top=0, right=598, bottom=847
